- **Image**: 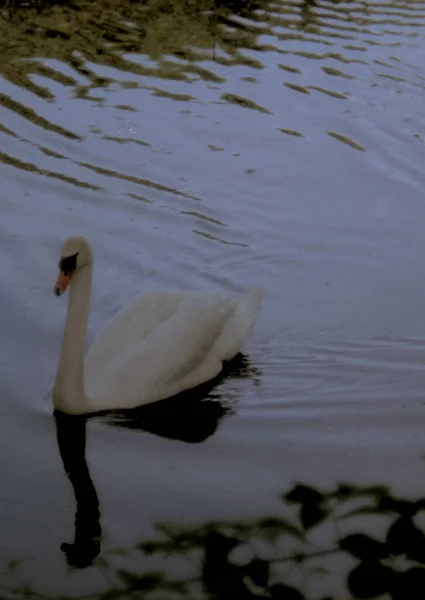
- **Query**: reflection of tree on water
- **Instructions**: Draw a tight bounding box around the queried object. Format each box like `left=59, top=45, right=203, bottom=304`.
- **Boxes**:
left=0, top=0, right=265, bottom=90
left=0, top=0, right=378, bottom=78
left=0, top=0, right=408, bottom=141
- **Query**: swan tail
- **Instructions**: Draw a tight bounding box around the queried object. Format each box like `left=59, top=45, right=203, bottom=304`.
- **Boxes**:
left=213, top=286, right=262, bottom=361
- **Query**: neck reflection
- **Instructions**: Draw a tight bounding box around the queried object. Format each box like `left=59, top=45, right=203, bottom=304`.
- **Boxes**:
left=54, top=411, right=101, bottom=568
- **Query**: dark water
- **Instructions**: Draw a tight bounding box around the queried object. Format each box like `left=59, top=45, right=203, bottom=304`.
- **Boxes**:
left=1, top=0, right=425, bottom=597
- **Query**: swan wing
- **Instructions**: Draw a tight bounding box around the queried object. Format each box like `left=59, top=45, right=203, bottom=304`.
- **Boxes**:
left=85, top=290, right=186, bottom=373
left=213, top=286, right=263, bottom=360
left=84, top=291, right=236, bottom=410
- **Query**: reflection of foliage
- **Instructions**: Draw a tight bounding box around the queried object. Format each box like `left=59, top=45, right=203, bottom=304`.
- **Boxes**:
left=116, top=483, right=425, bottom=600
left=4, top=482, right=425, bottom=599
left=0, top=0, right=263, bottom=58
left=0, top=0, right=267, bottom=105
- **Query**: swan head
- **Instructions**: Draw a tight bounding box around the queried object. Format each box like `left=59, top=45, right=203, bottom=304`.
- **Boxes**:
left=54, top=237, right=93, bottom=297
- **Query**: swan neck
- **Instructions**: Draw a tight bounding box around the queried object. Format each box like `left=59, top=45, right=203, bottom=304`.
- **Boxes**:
left=54, top=265, right=92, bottom=413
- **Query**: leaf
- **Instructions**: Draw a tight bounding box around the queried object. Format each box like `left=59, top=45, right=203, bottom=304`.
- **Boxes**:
left=339, top=534, right=388, bottom=560
left=154, top=522, right=206, bottom=547
left=99, top=591, right=123, bottom=600
left=390, top=568, right=425, bottom=600
left=357, top=485, right=390, bottom=498
left=406, top=538, right=425, bottom=564
left=284, top=485, right=325, bottom=506
left=335, top=484, right=389, bottom=501
left=138, top=540, right=176, bottom=555
left=300, top=503, right=327, bottom=531
left=204, top=531, right=238, bottom=557
left=155, top=522, right=189, bottom=539
left=413, top=498, right=425, bottom=512
left=162, top=580, right=188, bottom=594
left=256, top=517, right=304, bottom=541
left=116, top=570, right=162, bottom=591
left=341, top=506, right=385, bottom=519
left=379, top=496, right=418, bottom=517
left=244, top=559, right=269, bottom=588
left=333, top=484, right=357, bottom=498
left=347, top=561, right=393, bottom=598
left=270, top=583, right=305, bottom=599
left=104, top=547, right=128, bottom=556
left=94, top=556, right=109, bottom=569
left=7, top=558, right=22, bottom=571
left=386, top=516, right=421, bottom=555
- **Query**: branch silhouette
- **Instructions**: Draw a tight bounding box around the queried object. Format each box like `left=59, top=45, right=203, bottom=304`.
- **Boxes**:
left=3, top=475, right=425, bottom=599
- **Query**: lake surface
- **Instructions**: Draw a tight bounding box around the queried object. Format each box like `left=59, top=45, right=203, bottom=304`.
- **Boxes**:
left=1, top=0, right=425, bottom=598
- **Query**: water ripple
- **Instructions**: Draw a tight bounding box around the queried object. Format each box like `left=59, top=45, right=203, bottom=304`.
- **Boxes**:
left=1, top=0, right=425, bottom=242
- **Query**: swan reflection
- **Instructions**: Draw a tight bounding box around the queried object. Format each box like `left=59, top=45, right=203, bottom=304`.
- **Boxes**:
left=54, top=411, right=101, bottom=568
left=102, top=352, right=260, bottom=441
left=54, top=352, right=260, bottom=568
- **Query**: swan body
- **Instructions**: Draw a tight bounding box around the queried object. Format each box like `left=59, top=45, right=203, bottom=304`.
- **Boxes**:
left=52, top=237, right=262, bottom=415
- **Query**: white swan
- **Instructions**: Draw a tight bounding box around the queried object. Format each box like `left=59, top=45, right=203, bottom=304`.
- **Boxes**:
left=52, top=237, right=262, bottom=415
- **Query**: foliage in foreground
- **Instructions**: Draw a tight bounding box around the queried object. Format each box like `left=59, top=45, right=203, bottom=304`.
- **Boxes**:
left=3, top=481, right=425, bottom=600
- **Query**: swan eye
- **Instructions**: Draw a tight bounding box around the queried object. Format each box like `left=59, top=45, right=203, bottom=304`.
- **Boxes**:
left=59, top=252, right=79, bottom=275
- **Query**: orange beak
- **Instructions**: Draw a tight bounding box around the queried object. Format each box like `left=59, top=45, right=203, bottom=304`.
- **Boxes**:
left=54, top=271, right=73, bottom=296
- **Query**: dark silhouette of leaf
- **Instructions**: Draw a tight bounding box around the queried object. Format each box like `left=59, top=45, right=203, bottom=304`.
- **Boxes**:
left=138, top=540, right=176, bottom=555
left=99, top=591, right=123, bottom=600
left=203, top=530, right=239, bottom=558
left=300, top=503, right=327, bottom=530
left=270, top=583, right=305, bottom=599
left=359, top=486, right=390, bottom=498
left=162, top=580, right=187, bottom=594
left=379, top=496, right=418, bottom=517
left=202, top=531, right=244, bottom=596
left=333, top=484, right=357, bottom=498
left=333, top=484, right=389, bottom=500
left=7, top=559, right=22, bottom=572
left=406, top=538, right=425, bottom=564
left=341, top=506, right=385, bottom=519
left=12, top=475, right=425, bottom=600
left=256, top=517, right=304, bottom=540
left=342, top=506, right=386, bottom=518
left=390, top=568, right=425, bottom=600
left=284, top=484, right=325, bottom=506
left=413, top=498, right=425, bottom=512
left=347, top=561, right=393, bottom=598
left=245, top=559, right=269, bottom=587
left=116, top=570, right=162, bottom=590
left=339, top=534, right=388, bottom=560
left=386, top=516, right=422, bottom=555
